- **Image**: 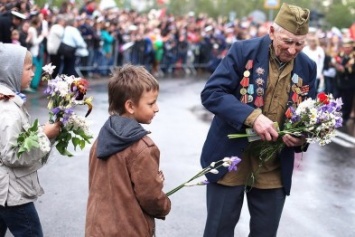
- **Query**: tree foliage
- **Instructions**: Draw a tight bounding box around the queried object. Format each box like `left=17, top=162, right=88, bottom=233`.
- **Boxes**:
left=326, top=1, right=355, bottom=28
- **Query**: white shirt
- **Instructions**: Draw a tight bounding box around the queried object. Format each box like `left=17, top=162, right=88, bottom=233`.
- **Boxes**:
left=28, top=26, right=44, bottom=57
left=62, top=26, right=88, bottom=57
left=47, top=24, right=64, bottom=55
left=303, top=45, right=325, bottom=79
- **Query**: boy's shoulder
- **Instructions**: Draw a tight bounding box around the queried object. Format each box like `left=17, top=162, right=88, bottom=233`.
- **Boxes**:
left=122, top=135, right=158, bottom=158
left=128, top=135, right=157, bottom=153
left=139, top=135, right=155, bottom=148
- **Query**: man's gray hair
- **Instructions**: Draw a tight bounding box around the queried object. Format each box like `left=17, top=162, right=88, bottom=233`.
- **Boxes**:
left=271, top=22, right=285, bottom=33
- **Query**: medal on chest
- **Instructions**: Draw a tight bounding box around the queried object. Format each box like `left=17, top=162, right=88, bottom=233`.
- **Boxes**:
left=285, top=73, right=309, bottom=117
left=239, top=60, right=266, bottom=108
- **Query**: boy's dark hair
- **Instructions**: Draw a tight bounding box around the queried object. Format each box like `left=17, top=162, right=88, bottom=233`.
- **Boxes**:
left=108, top=64, right=159, bottom=115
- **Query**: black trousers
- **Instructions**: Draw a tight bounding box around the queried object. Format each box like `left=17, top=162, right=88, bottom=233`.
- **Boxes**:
left=338, top=88, right=355, bottom=122
left=203, top=183, right=286, bottom=237
left=62, top=55, right=78, bottom=77
left=49, top=54, right=62, bottom=78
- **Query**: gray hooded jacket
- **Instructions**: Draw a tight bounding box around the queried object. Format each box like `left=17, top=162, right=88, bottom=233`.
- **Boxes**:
left=0, top=43, right=51, bottom=206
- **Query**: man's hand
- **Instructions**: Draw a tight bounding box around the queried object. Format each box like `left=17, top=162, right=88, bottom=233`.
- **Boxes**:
left=252, top=114, right=279, bottom=141
left=282, top=134, right=306, bottom=147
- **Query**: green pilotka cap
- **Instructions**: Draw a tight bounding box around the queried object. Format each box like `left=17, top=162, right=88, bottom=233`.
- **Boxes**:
left=274, top=3, right=310, bottom=35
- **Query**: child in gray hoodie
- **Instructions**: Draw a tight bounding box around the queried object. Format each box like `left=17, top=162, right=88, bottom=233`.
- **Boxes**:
left=0, top=43, right=61, bottom=236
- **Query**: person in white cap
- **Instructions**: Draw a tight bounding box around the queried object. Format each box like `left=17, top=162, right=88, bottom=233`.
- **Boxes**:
left=0, top=10, right=26, bottom=43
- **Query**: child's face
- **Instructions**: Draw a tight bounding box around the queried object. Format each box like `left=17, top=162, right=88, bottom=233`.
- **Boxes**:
left=21, top=61, right=34, bottom=90
left=131, top=89, right=159, bottom=124
left=12, top=33, right=19, bottom=40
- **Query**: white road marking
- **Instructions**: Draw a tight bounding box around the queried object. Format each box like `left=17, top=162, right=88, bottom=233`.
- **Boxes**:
left=330, top=130, right=355, bottom=148
left=330, top=136, right=355, bottom=148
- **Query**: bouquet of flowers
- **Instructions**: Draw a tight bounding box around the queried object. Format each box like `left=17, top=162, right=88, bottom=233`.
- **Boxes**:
left=166, top=156, right=241, bottom=196
left=16, top=63, right=93, bottom=158
left=228, top=92, right=343, bottom=168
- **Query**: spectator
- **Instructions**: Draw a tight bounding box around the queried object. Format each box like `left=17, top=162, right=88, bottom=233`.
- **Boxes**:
left=47, top=15, right=65, bottom=78
left=0, top=11, right=26, bottom=43
left=302, top=36, right=325, bottom=91
left=334, top=38, right=355, bottom=125
left=11, top=29, right=20, bottom=45
left=99, top=21, right=115, bottom=76
left=27, top=16, right=46, bottom=91
left=321, top=40, right=337, bottom=96
left=61, top=17, right=87, bottom=77
left=78, top=16, right=95, bottom=77
left=19, top=20, right=31, bottom=49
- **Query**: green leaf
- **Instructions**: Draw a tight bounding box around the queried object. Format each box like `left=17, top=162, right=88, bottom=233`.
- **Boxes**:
left=79, top=139, right=86, bottom=150
left=72, top=137, right=81, bottom=150
left=29, top=119, right=39, bottom=132
left=23, top=138, right=39, bottom=151
left=56, top=142, right=73, bottom=157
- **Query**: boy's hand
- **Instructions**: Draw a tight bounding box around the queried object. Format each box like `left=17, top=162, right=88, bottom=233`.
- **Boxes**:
left=43, top=122, right=62, bottom=139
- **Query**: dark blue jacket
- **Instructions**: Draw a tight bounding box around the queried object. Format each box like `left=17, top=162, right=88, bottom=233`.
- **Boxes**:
left=200, top=35, right=317, bottom=195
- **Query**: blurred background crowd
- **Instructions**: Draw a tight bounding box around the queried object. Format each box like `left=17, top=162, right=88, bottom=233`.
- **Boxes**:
left=1, top=0, right=355, bottom=122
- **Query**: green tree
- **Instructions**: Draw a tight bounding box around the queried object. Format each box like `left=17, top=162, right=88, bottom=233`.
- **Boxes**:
left=326, top=1, right=355, bottom=28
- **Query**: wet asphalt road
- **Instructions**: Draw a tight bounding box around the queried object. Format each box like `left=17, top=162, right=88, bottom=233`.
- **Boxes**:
left=6, top=75, right=355, bottom=237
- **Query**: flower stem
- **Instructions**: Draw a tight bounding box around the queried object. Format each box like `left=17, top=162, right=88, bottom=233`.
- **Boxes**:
left=166, top=160, right=226, bottom=196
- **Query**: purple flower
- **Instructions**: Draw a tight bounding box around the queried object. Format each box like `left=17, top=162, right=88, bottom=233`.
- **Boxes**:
left=228, top=156, right=241, bottom=172
left=44, top=84, right=55, bottom=95
left=291, top=114, right=301, bottom=123
left=335, top=117, right=343, bottom=128
left=335, top=98, right=343, bottom=111
left=62, top=108, right=74, bottom=124
left=52, top=107, right=62, bottom=115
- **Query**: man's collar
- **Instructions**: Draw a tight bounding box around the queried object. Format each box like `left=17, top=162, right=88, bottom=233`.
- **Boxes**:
left=269, top=43, right=288, bottom=70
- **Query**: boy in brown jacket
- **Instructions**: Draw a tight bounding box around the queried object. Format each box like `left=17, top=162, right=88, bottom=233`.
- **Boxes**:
left=85, top=65, right=171, bottom=237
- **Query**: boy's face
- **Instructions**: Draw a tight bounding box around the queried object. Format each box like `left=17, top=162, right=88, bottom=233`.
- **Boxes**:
left=21, top=61, right=34, bottom=90
left=131, top=89, right=159, bottom=124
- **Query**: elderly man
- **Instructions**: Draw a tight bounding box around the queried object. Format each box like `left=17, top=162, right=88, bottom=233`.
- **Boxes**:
left=200, top=3, right=317, bottom=237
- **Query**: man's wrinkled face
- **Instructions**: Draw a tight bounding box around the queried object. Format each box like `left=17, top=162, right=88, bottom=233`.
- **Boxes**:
left=269, top=26, right=307, bottom=63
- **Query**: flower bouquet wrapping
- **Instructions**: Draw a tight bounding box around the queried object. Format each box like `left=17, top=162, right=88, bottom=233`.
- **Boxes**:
left=227, top=92, right=343, bottom=183
left=15, top=63, right=94, bottom=158
left=166, top=156, right=241, bottom=196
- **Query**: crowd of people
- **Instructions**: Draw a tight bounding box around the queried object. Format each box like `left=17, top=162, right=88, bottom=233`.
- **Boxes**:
left=0, top=1, right=354, bottom=95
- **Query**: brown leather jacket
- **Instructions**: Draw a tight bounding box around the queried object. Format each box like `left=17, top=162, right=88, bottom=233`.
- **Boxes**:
left=85, top=137, right=171, bottom=237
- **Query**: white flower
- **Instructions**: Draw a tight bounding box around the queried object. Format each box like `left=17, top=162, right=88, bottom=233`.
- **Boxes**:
left=66, top=114, right=92, bottom=135
left=222, top=162, right=230, bottom=167
left=37, top=128, right=51, bottom=153
left=64, top=75, right=75, bottom=85
left=56, top=80, right=70, bottom=97
left=184, top=182, right=195, bottom=187
left=210, top=162, right=216, bottom=167
left=42, top=63, right=56, bottom=75
left=296, top=98, right=315, bottom=115
left=209, top=169, right=219, bottom=174
left=222, top=157, right=231, bottom=162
